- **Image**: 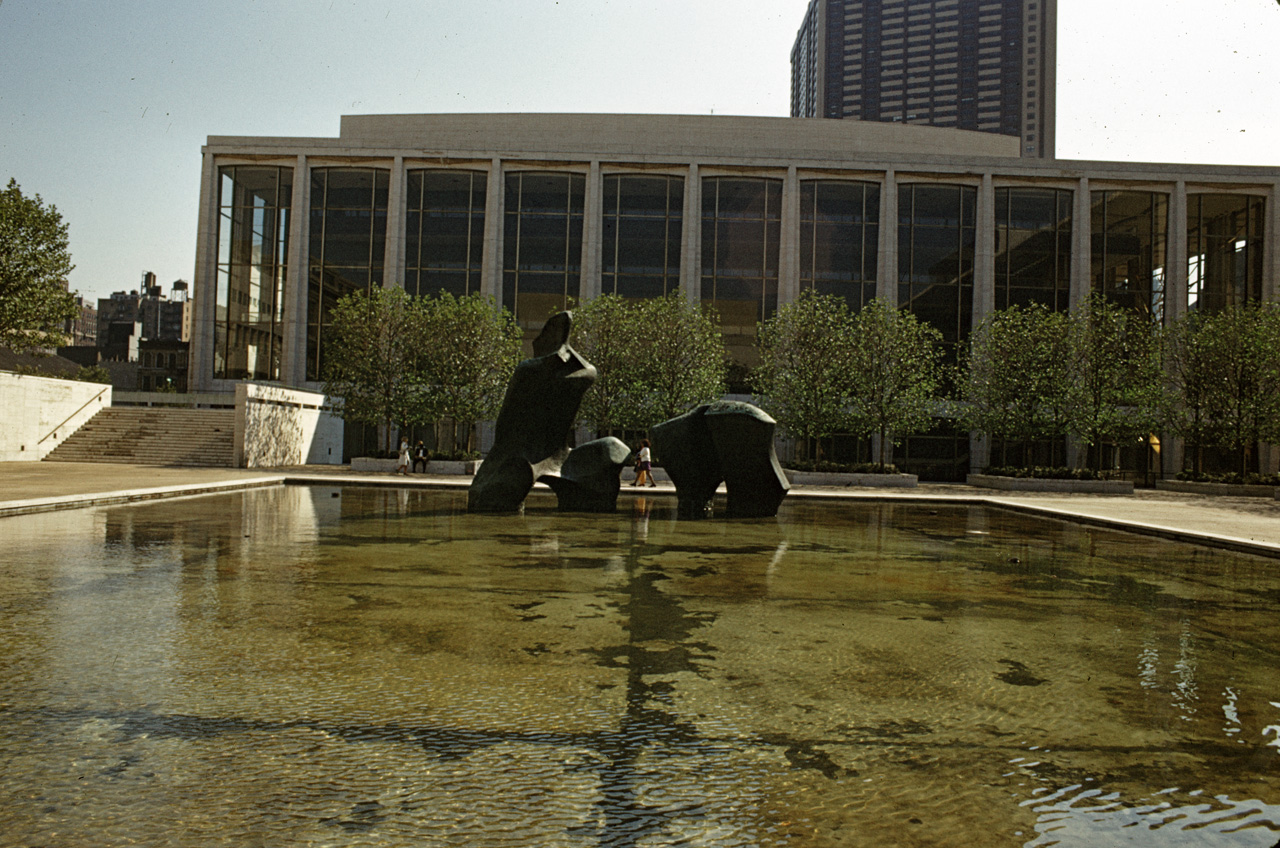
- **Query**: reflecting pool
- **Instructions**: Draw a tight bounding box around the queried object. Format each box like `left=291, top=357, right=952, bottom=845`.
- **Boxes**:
left=2, top=486, right=1279, bottom=847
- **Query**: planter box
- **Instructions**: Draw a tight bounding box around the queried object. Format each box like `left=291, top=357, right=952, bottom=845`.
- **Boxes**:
left=967, top=474, right=1134, bottom=494
left=350, top=457, right=481, bottom=475
left=1157, top=480, right=1278, bottom=498
left=785, top=470, right=918, bottom=488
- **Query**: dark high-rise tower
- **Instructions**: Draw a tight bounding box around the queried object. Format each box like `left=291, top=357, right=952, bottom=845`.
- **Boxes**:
left=790, top=0, right=1056, bottom=158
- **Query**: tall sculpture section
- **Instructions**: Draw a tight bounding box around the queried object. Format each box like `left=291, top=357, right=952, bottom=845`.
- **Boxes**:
left=468, top=312, right=629, bottom=513
left=468, top=312, right=789, bottom=518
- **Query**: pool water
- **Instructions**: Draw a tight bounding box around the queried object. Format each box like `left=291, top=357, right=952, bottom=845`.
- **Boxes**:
left=1, top=486, right=1278, bottom=847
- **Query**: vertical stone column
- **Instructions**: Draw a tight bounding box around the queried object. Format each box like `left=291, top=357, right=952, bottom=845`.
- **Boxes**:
left=778, top=166, right=801, bottom=308
left=579, top=161, right=603, bottom=303
left=1064, top=178, right=1094, bottom=467
left=969, top=172, right=996, bottom=473
left=1265, top=181, right=1280, bottom=305
left=190, top=151, right=220, bottom=393
left=1260, top=183, right=1280, bottom=474
left=1070, top=177, right=1092, bottom=311
left=284, top=154, right=311, bottom=387
left=872, top=170, right=900, bottom=469
left=383, top=156, right=406, bottom=289
left=680, top=163, right=702, bottom=305
left=877, top=169, right=898, bottom=306
left=1162, top=180, right=1189, bottom=476
left=973, top=173, right=996, bottom=327
left=480, top=158, right=504, bottom=301
left=1166, top=181, right=1188, bottom=323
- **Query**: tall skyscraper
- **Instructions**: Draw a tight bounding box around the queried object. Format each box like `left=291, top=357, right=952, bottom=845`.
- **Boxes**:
left=790, top=0, right=1056, bottom=158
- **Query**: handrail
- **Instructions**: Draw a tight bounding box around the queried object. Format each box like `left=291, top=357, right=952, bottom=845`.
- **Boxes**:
left=37, top=386, right=111, bottom=445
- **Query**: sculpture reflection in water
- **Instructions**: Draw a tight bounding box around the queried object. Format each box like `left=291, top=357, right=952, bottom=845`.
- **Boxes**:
left=467, top=312, right=789, bottom=518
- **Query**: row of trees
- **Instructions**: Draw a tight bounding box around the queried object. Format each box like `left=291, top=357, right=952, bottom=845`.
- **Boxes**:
left=962, top=298, right=1280, bottom=476
left=959, top=297, right=1164, bottom=472
left=324, top=283, right=1280, bottom=475
left=753, top=295, right=941, bottom=468
left=752, top=290, right=1280, bottom=476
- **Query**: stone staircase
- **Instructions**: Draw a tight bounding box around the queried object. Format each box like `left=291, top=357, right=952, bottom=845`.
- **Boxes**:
left=43, top=407, right=237, bottom=467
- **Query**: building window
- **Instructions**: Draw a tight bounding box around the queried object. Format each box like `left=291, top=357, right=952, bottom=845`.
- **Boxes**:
left=800, top=181, right=880, bottom=311
left=897, top=183, right=976, bottom=352
left=306, top=167, right=389, bottom=381
left=602, top=175, right=684, bottom=301
left=502, top=172, right=585, bottom=331
left=701, top=176, right=782, bottom=367
left=1187, top=194, right=1265, bottom=312
left=1090, top=191, right=1169, bottom=323
left=215, top=165, right=292, bottom=381
left=405, top=170, right=486, bottom=298
left=994, top=187, right=1072, bottom=312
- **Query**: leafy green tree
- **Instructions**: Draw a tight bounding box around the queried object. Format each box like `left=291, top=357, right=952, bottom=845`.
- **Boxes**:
left=1064, top=295, right=1163, bottom=472
left=571, top=293, right=727, bottom=435
left=417, top=290, right=522, bottom=454
left=960, top=303, right=1071, bottom=467
left=635, top=294, right=727, bottom=424
left=752, top=290, right=857, bottom=461
left=569, top=294, right=646, bottom=435
left=0, top=179, right=79, bottom=352
left=847, top=299, right=944, bottom=469
left=73, top=365, right=112, bottom=384
left=1165, top=304, right=1280, bottom=476
left=322, top=286, right=433, bottom=453
left=1161, top=310, right=1219, bottom=475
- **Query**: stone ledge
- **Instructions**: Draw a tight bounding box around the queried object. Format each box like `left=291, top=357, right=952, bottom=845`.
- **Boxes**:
left=967, top=474, right=1134, bottom=494
left=1156, top=480, right=1278, bottom=498
left=350, top=457, right=481, bottom=474
left=785, top=470, right=918, bottom=488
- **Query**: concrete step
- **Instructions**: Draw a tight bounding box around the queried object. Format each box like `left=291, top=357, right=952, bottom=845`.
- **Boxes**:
left=44, top=408, right=237, bottom=467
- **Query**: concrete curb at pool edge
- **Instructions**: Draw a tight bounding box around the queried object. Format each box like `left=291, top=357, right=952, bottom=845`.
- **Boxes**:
left=4, top=465, right=1280, bottom=560
left=0, top=476, right=285, bottom=518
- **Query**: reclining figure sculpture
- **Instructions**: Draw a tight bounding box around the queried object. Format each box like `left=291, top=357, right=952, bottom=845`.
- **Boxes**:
left=467, top=312, right=629, bottom=513
left=468, top=312, right=789, bottom=518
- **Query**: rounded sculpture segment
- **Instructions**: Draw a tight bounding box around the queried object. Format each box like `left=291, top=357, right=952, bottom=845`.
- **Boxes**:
left=539, top=436, right=632, bottom=513
left=649, top=405, right=722, bottom=519
left=468, top=311, right=597, bottom=513
left=705, top=401, right=790, bottom=518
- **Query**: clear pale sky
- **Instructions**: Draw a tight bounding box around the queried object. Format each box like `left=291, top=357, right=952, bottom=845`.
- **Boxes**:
left=2, top=0, right=1277, bottom=303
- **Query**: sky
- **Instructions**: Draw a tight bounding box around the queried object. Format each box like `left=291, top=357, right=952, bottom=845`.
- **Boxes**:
left=2, top=0, right=1278, bottom=304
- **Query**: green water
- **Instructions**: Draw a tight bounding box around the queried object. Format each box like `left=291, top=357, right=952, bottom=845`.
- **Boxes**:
left=1, top=485, right=1278, bottom=847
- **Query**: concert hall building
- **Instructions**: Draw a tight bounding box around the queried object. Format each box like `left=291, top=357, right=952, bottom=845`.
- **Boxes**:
left=190, top=113, right=1279, bottom=478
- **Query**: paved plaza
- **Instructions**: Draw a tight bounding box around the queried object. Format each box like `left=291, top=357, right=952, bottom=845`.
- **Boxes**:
left=3, top=462, right=1280, bottom=558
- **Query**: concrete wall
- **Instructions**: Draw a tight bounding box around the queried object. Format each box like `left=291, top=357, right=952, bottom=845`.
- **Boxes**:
left=234, top=383, right=343, bottom=468
left=0, top=372, right=112, bottom=461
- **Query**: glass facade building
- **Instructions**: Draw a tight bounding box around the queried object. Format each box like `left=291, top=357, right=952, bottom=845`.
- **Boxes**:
left=502, top=173, right=585, bottom=329
left=193, top=113, right=1280, bottom=479
left=601, top=175, right=683, bottom=301
left=994, top=187, right=1071, bottom=312
left=1187, top=194, right=1265, bottom=313
left=405, top=170, right=487, bottom=299
left=215, top=166, right=292, bottom=381
left=306, top=167, right=389, bottom=381
left=701, top=177, right=783, bottom=362
left=799, top=180, right=879, bottom=310
left=1090, top=190, right=1168, bottom=324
